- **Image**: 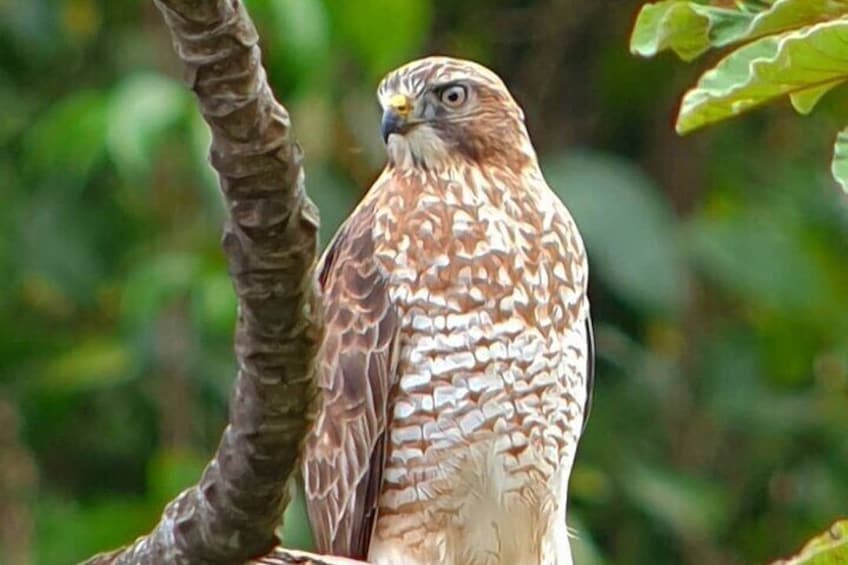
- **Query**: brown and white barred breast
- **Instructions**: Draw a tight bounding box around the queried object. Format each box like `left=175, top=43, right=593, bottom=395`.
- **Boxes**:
left=364, top=160, right=591, bottom=565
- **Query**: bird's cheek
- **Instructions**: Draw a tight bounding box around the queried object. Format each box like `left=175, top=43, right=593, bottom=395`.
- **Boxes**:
left=420, top=102, right=438, bottom=121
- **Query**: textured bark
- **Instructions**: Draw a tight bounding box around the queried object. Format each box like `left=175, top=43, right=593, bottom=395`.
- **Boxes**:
left=83, top=0, right=340, bottom=563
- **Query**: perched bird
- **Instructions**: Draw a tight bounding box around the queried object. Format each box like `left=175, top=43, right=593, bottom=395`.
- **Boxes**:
left=303, top=56, right=593, bottom=565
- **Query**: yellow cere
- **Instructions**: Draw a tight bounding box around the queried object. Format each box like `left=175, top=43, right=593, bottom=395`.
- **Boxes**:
left=388, top=94, right=411, bottom=116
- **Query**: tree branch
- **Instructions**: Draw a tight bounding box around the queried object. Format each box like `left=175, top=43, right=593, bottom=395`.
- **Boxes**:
left=85, top=0, right=331, bottom=562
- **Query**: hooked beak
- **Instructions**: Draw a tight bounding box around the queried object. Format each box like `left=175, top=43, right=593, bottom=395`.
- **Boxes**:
left=381, top=94, right=413, bottom=143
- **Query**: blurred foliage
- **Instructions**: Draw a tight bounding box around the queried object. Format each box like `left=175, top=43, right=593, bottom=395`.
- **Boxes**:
left=631, top=0, right=848, bottom=190
left=0, top=1, right=846, bottom=564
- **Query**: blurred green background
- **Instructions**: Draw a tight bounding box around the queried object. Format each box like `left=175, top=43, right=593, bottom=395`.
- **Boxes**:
left=1, top=0, right=847, bottom=563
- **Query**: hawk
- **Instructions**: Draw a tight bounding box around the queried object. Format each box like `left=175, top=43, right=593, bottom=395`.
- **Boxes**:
left=303, top=56, right=593, bottom=565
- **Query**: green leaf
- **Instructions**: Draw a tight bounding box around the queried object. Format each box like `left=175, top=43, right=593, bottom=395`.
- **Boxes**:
left=831, top=127, right=848, bottom=193
left=107, top=73, right=189, bottom=178
left=677, top=20, right=848, bottom=134
left=544, top=151, right=687, bottom=316
left=775, top=520, right=848, bottom=564
left=630, top=1, right=755, bottom=62
left=630, top=0, right=848, bottom=62
left=742, top=0, right=848, bottom=42
left=790, top=82, right=841, bottom=114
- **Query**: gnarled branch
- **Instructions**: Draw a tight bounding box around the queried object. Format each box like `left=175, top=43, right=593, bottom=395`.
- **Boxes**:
left=85, top=0, right=336, bottom=562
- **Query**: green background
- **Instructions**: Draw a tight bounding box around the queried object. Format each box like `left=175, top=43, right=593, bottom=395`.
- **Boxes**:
left=1, top=0, right=847, bottom=563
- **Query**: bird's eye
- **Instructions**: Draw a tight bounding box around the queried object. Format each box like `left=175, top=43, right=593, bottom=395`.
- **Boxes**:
left=439, top=84, right=468, bottom=107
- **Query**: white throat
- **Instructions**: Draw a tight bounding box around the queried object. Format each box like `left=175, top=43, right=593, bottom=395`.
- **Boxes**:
left=386, top=125, right=452, bottom=170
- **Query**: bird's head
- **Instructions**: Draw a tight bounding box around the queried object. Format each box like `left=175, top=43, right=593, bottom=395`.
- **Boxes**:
left=377, top=56, right=536, bottom=171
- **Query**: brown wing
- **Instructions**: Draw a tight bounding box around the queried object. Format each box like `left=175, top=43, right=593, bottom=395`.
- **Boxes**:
left=303, top=200, right=400, bottom=559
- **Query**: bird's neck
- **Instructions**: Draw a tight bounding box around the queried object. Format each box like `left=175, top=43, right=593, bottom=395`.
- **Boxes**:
left=377, top=158, right=545, bottom=221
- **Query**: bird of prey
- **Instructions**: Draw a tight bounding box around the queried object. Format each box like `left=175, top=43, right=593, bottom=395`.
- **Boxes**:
left=303, top=56, right=593, bottom=565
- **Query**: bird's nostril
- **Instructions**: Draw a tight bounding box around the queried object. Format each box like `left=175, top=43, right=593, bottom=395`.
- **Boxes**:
left=388, top=94, right=411, bottom=116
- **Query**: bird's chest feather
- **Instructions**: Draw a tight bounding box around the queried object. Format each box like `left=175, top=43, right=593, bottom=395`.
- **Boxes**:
left=366, top=169, right=587, bottom=564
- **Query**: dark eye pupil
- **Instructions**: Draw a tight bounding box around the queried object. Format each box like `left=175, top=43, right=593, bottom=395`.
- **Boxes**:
left=448, top=91, right=458, bottom=101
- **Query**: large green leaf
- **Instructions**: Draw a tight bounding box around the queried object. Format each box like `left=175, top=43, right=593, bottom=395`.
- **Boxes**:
left=630, top=1, right=753, bottom=62
left=774, top=520, right=848, bottom=564
left=676, top=20, right=848, bottom=134
left=631, top=0, right=848, bottom=62
left=742, top=0, right=848, bottom=43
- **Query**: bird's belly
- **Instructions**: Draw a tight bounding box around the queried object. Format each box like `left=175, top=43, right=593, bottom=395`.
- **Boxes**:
left=370, top=434, right=572, bottom=565
left=368, top=316, right=588, bottom=565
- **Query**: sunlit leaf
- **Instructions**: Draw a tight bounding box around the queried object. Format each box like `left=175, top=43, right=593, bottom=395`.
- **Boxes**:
left=631, top=0, right=848, bottom=62
left=544, top=151, right=688, bottom=316
left=107, top=73, right=189, bottom=178
left=630, top=1, right=752, bottom=62
left=774, top=520, right=848, bottom=564
left=831, top=127, right=848, bottom=194
left=790, top=82, right=841, bottom=115
left=743, top=0, right=848, bottom=41
left=676, top=20, right=848, bottom=133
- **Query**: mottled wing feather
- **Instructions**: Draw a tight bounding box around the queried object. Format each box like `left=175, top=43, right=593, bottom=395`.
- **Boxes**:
left=304, top=202, right=399, bottom=559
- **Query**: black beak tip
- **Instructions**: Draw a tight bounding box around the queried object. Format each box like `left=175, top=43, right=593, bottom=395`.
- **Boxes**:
left=381, top=111, right=405, bottom=144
